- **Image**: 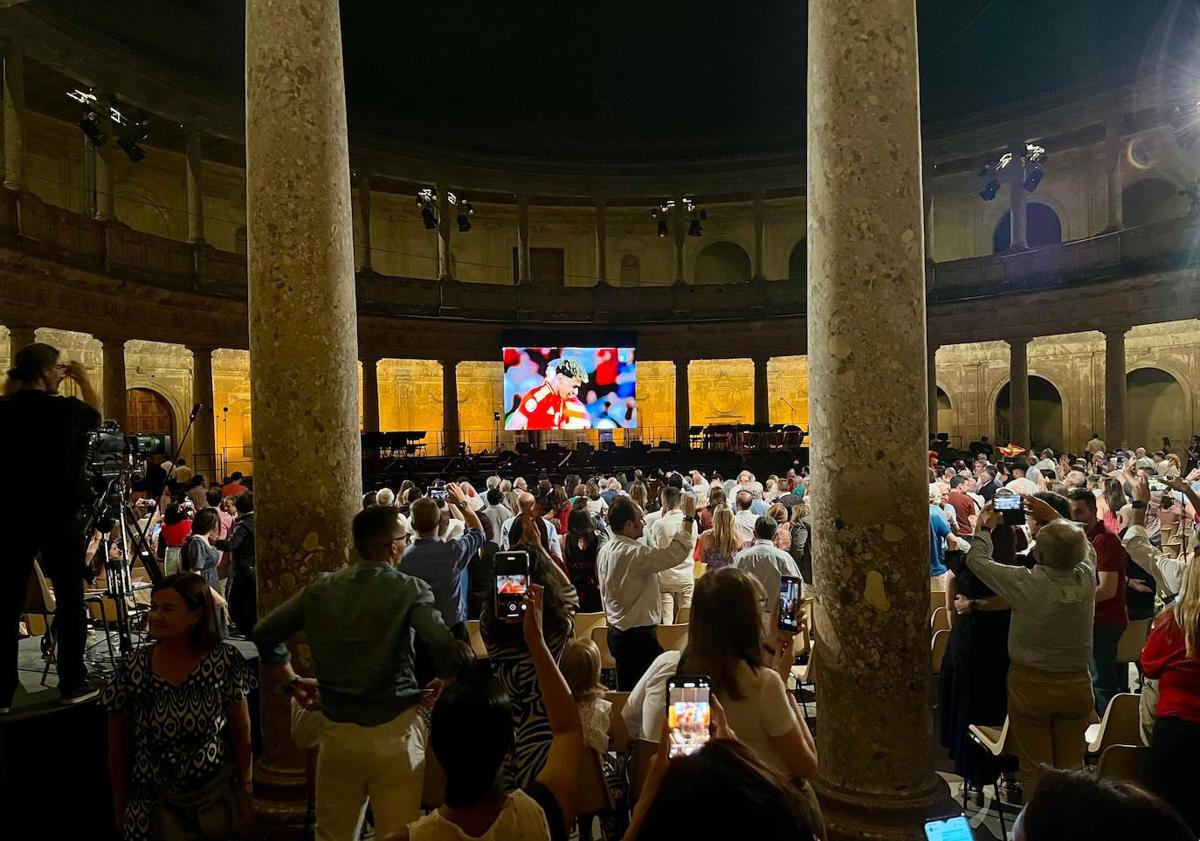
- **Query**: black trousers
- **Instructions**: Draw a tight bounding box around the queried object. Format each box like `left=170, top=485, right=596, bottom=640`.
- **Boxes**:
left=1151, top=715, right=1200, bottom=834
left=608, top=625, right=663, bottom=691
left=2, top=521, right=88, bottom=704
left=228, top=572, right=258, bottom=639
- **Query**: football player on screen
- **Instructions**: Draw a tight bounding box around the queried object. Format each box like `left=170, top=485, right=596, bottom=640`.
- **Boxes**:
left=507, top=357, right=589, bottom=430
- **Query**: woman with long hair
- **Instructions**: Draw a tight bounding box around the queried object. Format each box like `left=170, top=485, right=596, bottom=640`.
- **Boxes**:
left=767, top=503, right=791, bottom=551
left=695, top=504, right=742, bottom=571
left=551, top=485, right=571, bottom=535
left=1143, top=556, right=1200, bottom=833
left=181, top=508, right=222, bottom=592
left=560, top=508, right=605, bottom=613
left=482, top=514, right=579, bottom=789
left=1100, top=477, right=1127, bottom=534
left=104, top=574, right=255, bottom=841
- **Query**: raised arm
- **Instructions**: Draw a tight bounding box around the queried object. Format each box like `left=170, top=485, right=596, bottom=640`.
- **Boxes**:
left=408, top=593, right=467, bottom=679
left=963, top=508, right=1034, bottom=607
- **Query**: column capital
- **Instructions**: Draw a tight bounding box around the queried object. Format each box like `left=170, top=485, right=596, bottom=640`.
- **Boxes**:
left=1100, top=325, right=1131, bottom=340
left=94, top=333, right=129, bottom=347
left=1004, top=335, right=1031, bottom=349
left=186, top=343, right=218, bottom=355
left=359, top=353, right=380, bottom=366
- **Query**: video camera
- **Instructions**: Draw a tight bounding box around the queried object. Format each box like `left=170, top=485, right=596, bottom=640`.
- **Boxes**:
left=85, top=421, right=172, bottom=485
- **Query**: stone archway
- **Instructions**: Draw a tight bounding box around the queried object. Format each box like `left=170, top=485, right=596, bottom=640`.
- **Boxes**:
left=693, top=241, right=751, bottom=285
left=1127, top=367, right=1187, bottom=451
left=936, top=386, right=954, bottom=440
left=994, top=375, right=1064, bottom=452
left=127, top=387, right=175, bottom=441
left=992, top=203, right=1064, bottom=253
left=788, top=239, right=807, bottom=281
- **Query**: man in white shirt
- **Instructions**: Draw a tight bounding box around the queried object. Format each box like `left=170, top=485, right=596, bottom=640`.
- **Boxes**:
left=645, top=486, right=698, bottom=623
left=733, top=491, right=758, bottom=545
left=598, top=494, right=696, bottom=690
left=734, top=517, right=802, bottom=611
left=500, top=492, right=561, bottom=561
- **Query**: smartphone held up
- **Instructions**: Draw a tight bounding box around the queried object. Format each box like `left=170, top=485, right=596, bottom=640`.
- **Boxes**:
left=494, top=550, right=530, bottom=622
left=666, top=675, right=711, bottom=759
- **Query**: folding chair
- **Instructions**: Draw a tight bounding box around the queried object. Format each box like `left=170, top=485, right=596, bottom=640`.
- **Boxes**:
left=466, top=619, right=489, bottom=660
left=1096, top=744, right=1154, bottom=786
left=930, top=607, right=951, bottom=634
left=673, top=606, right=691, bottom=626
left=966, top=717, right=1016, bottom=838
left=574, top=611, right=607, bottom=642
left=1085, top=693, right=1142, bottom=758
left=591, top=625, right=617, bottom=688
left=24, top=561, right=57, bottom=686
left=931, top=629, right=950, bottom=675
left=655, top=623, right=689, bottom=652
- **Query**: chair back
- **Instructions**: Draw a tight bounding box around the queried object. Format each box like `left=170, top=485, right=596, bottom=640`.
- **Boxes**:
left=930, top=607, right=951, bottom=634
left=607, top=691, right=632, bottom=752
left=930, top=575, right=947, bottom=593
left=931, top=629, right=950, bottom=674
left=655, top=623, right=689, bottom=652
left=576, top=748, right=614, bottom=816
left=1116, top=619, right=1151, bottom=664
left=466, top=619, right=489, bottom=660
left=1089, top=693, right=1142, bottom=754
left=929, top=590, right=945, bottom=616
left=1096, top=744, right=1154, bottom=787
left=674, top=606, right=692, bottom=626
left=574, top=611, right=607, bottom=641
left=24, top=561, right=56, bottom=613
left=591, top=625, right=616, bottom=670
left=628, top=739, right=659, bottom=805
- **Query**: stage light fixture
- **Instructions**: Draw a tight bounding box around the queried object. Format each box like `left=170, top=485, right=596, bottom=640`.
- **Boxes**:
left=457, top=199, right=474, bottom=232
left=68, top=89, right=108, bottom=147
left=116, top=115, right=149, bottom=163
left=687, top=206, right=707, bottom=236
left=1022, top=144, right=1047, bottom=193
left=416, top=188, right=439, bottom=229
left=657, top=219, right=669, bottom=237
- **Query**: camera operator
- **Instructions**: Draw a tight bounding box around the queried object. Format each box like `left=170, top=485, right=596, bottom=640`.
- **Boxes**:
left=1, top=342, right=101, bottom=709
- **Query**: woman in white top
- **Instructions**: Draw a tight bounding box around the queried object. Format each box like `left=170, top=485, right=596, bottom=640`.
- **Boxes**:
left=584, top=481, right=608, bottom=518
left=623, top=568, right=819, bottom=791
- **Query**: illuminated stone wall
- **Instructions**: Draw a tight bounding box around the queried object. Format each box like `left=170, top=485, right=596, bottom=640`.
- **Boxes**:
left=768, top=355, right=810, bottom=428
left=378, top=359, right=444, bottom=446
left=688, top=358, right=753, bottom=425
left=636, top=360, right=676, bottom=442
left=212, top=349, right=252, bottom=477
left=458, top=360, right=505, bottom=451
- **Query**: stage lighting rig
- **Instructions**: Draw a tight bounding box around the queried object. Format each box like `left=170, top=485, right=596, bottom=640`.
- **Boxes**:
left=68, top=88, right=108, bottom=147
left=977, top=144, right=1047, bottom=201
left=651, top=201, right=673, bottom=237
left=416, top=188, right=438, bottom=229
left=116, top=111, right=149, bottom=163
left=457, top=198, right=474, bottom=232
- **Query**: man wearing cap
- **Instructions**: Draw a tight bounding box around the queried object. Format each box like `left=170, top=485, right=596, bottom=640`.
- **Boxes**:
left=508, top=357, right=587, bottom=431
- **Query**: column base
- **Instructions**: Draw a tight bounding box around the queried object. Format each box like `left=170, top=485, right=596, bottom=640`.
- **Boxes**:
left=813, top=773, right=957, bottom=841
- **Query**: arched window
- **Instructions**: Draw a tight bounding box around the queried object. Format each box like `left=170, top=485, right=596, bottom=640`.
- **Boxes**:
left=619, top=254, right=640, bottom=285
left=788, top=240, right=806, bottom=281
left=127, top=387, right=175, bottom=439
left=1127, top=368, right=1187, bottom=451
left=992, top=204, right=1063, bottom=253
left=694, top=241, right=751, bottom=285
left=1122, top=179, right=1189, bottom=227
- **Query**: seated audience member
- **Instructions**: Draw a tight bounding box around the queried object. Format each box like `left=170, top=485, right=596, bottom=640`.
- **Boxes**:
left=501, top=492, right=561, bottom=560
left=376, top=487, right=396, bottom=507
left=695, top=503, right=742, bottom=572
left=389, top=585, right=582, bottom=841
left=597, top=495, right=696, bottom=690
left=1013, top=768, right=1193, bottom=841
left=1141, top=555, right=1200, bottom=834
left=965, top=498, right=1096, bottom=793
left=253, top=505, right=466, bottom=840
left=105, top=574, right=255, bottom=841
left=624, top=695, right=820, bottom=841
left=482, top=515, right=579, bottom=788
left=733, top=517, right=802, bottom=611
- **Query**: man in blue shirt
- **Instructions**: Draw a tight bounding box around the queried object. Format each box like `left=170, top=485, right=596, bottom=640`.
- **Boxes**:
left=254, top=504, right=466, bottom=840
left=930, top=484, right=951, bottom=578
left=401, top=483, right=485, bottom=683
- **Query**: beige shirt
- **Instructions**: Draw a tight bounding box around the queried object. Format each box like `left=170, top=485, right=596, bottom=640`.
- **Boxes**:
left=598, top=523, right=694, bottom=631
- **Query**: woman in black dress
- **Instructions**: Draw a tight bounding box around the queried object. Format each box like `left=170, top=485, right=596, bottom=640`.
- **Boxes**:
left=939, top=523, right=1025, bottom=793
left=561, top=508, right=605, bottom=612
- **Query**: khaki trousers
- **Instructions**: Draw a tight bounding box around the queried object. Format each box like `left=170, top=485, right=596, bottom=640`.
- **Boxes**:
left=315, top=706, right=426, bottom=841
left=1007, top=664, right=1095, bottom=792
left=659, top=581, right=694, bottom=624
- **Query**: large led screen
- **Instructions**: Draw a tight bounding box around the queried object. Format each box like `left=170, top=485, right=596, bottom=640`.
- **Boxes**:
left=503, top=347, right=636, bottom=430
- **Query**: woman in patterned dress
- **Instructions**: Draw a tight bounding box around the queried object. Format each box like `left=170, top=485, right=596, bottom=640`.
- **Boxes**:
left=104, top=573, right=256, bottom=841
left=482, top=514, right=578, bottom=789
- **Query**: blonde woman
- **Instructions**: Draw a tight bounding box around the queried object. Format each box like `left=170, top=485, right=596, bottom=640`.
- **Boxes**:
left=696, top=504, right=742, bottom=571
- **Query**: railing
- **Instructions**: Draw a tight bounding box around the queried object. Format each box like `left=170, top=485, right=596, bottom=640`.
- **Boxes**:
left=1, top=188, right=1196, bottom=323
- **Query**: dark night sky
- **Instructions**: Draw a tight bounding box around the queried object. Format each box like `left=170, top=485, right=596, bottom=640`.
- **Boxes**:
left=42, top=0, right=1194, bottom=157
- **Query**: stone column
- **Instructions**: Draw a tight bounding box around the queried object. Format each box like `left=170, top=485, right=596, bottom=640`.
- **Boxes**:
left=188, top=345, right=217, bottom=481
left=752, top=191, right=766, bottom=281
left=82, top=135, right=96, bottom=217
left=594, top=197, right=608, bottom=283
left=808, top=1, right=952, bottom=836
left=7, top=324, right=36, bottom=359
left=442, top=359, right=459, bottom=454
left=1104, top=114, right=1124, bottom=232
left=672, top=198, right=686, bottom=284
left=1008, top=140, right=1028, bottom=251
left=436, top=182, right=452, bottom=280
left=1104, top=329, right=1128, bottom=450
left=361, top=356, right=380, bottom=433
left=1008, top=337, right=1030, bottom=447
left=185, top=130, right=205, bottom=243
left=99, top=337, right=128, bottom=427
left=246, top=0, right=363, bottom=797
left=90, top=98, right=115, bottom=221
left=357, top=173, right=372, bottom=271
left=753, top=355, right=770, bottom=426
left=3, top=49, right=24, bottom=192
left=516, top=194, right=530, bottom=285
left=674, top=359, right=690, bottom=446
left=927, top=344, right=939, bottom=438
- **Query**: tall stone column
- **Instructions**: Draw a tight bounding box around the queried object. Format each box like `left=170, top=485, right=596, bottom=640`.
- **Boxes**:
left=82, top=135, right=97, bottom=217
left=594, top=197, right=608, bottom=283
left=91, top=97, right=115, bottom=221
left=188, top=345, right=217, bottom=481
left=753, top=355, right=770, bottom=426
left=674, top=359, right=690, bottom=447
left=185, top=130, right=205, bottom=243
left=752, top=191, right=766, bottom=281
left=1008, top=337, right=1030, bottom=448
left=516, top=194, right=530, bottom=285
left=927, top=344, right=939, bottom=438
left=357, top=173, right=372, bottom=271
left=1008, top=140, right=1028, bottom=251
left=808, top=1, right=952, bottom=837
left=7, top=323, right=36, bottom=359
left=442, top=359, right=459, bottom=454
left=672, top=197, right=686, bottom=284
left=1104, top=114, right=1124, bottom=232
left=99, top=337, right=128, bottom=427
left=1104, top=329, right=1128, bottom=450
left=436, top=182, right=452, bottom=280
left=361, top=356, right=380, bottom=433
left=3, top=49, right=24, bottom=192
left=246, top=0, right=363, bottom=797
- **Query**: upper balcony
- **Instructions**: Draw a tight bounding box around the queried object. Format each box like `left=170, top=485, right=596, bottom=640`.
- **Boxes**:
left=1, top=188, right=1196, bottom=326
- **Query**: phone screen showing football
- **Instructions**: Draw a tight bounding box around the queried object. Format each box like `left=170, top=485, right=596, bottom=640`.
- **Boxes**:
left=667, top=676, right=711, bottom=759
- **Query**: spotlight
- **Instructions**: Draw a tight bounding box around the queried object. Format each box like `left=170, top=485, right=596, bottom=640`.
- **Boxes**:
left=978, top=178, right=1002, bottom=201
left=1023, top=168, right=1043, bottom=192
left=657, top=219, right=669, bottom=237
left=78, top=110, right=106, bottom=147
left=687, top=207, right=707, bottom=236
left=416, top=188, right=438, bottom=229
left=1022, top=144, right=1047, bottom=193
left=651, top=200, right=675, bottom=237
left=116, top=113, right=149, bottom=163
left=456, top=199, right=474, bottom=232
left=421, top=206, right=438, bottom=230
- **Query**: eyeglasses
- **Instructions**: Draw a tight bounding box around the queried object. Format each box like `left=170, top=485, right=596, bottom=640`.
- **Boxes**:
left=52, top=363, right=69, bottom=371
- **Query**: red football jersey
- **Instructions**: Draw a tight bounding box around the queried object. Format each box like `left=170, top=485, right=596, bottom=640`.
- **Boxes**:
left=516, top=383, right=567, bottom=430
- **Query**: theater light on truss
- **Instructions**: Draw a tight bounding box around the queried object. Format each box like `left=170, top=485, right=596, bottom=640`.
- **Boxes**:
left=685, top=199, right=707, bottom=236
left=651, top=200, right=674, bottom=237
left=457, top=198, right=474, bottom=232
left=416, top=188, right=438, bottom=229
left=116, top=111, right=149, bottom=163
left=68, top=88, right=107, bottom=147
left=1023, top=144, right=1047, bottom=193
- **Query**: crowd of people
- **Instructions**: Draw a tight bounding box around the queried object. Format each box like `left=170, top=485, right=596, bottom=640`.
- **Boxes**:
left=6, top=342, right=1200, bottom=840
